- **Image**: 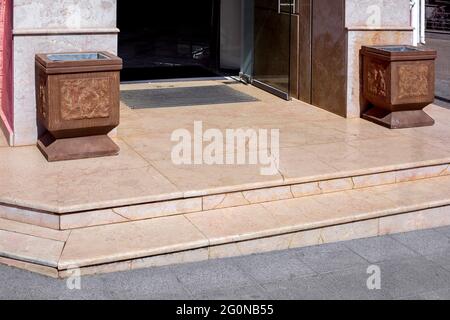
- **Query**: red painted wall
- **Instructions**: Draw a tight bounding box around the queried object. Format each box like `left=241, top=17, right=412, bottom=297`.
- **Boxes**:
left=0, top=0, right=12, bottom=133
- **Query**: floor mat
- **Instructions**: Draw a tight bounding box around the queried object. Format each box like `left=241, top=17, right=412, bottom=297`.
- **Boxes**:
left=121, top=85, right=259, bottom=109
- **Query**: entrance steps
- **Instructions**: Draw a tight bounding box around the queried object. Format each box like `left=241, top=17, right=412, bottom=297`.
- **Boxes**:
left=0, top=174, right=449, bottom=278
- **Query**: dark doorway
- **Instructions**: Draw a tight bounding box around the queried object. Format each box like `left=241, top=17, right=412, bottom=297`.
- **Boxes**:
left=118, top=0, right=222, bottom=81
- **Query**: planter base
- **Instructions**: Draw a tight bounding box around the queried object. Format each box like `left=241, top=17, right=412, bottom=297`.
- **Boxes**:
left=37, top=133, right=120, bottom=162
left=363, top=107, right=435, bottom=129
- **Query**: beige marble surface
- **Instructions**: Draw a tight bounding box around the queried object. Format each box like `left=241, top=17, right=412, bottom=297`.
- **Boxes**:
left=0, top=229, right=64, bottom=267
left=0, top=175, right=449, bottom=275
left=0, top=131, right=8, bottom=147
left=59, top=215, right=208, bottom=269
left=1, top=80, right=450, bottom=213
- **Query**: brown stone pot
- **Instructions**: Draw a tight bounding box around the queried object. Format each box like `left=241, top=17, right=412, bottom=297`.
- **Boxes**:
left=361, top=45, right=437, bottom=129
left=35, top=52, right=123, bottom=161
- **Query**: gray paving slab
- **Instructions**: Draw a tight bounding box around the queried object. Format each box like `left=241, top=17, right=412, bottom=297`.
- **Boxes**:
left=194, top=285, right=270, bottom=300
left=231, top=251, right=316, bottom=284
left=317, top=266, right=393, bottom=300
left=377, top=257, right=450, bottom=299
left=425, top=248, right=450, bottom=272
left=171, top=259, right=256, bottom=295
left=344, top=236, right=418, bottom=263
left=262, top=276, right=334, bottom=300
left=390, top=229, right=450, bottom=256
left=434, top=226, right=450, bottom=239
left=294, top=243, right=368, bottom=274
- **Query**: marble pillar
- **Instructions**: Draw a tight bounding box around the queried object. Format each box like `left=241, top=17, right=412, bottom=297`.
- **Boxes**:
left=298, top=0, right=413, bottom=118
left=345, top=0, right=414, bottom=118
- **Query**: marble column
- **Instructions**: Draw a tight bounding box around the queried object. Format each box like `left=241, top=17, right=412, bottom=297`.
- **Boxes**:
left=12, top=0, right=119, bottom=146
left=298, top=0, right=413, bottom=118
left=345, top=0, right=414, bottom=118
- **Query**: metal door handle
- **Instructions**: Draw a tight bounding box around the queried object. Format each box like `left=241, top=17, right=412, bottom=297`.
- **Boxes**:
left=278, top=0, right=295, bottom=14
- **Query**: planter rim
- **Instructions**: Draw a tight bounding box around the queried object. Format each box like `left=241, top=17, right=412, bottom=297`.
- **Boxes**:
left=361, top=45, right=437, bottom=61
left=36, top=51, right=123, bottom=71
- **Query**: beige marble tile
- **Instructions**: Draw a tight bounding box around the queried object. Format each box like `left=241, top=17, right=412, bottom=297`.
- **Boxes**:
left=209, top=234, right=292, bottom=259
left=0, top=146, right=61, bottom=212
left=131, top=248, right=209, bottom=270
left=425, top=105, right=450, bottom=124
left=203, top=192, right=250, bottom=211
left=352, top=172, right=397, bottom=189
left=379, top=212, right=421, bottom=235
left=308, top=137, right=450, bottom=175
left=379, top=206, right=450, bottom=236
left=395, top=165, right=449, bottom=183
left=0, top=218, right=69, bottom=241
left=319, top=219, right=379, bottom=244
left=60, top=209, right=129, bottom=230
left=0, top=205, right=60, bottom=230
left=208, top=243, right=242, bottom=259
left=50, top=139, right=150, bottom=175
left=418, top=206, right=450, bottom=229
left=318, top=178, right=354, bottom=193
left=59, top=215, right=208, bottom=269
left=113, top=198, right=202, bottom=221
left=0, top=256, right=59, bottom=278
left=291, top=182, right=322, bottom=197
left=345, top=137, right=450, bottom=171
left=121, top=132, right=182, bottom=161
left=398, top=122, right=450, bottom=153
left=443, top=165, right=450, bottom=176
left=314, top=118, right=401, bottom=140
left=289, top=229, right=323, bottom=248
left=278, top=147, right=340, bottom=183
left=0, top=230, right=64, bottom=267
left=242, top=186, right=293, bottom=204
left=150, top=159, right=284, bottom=198
left=0, top=140, right=164, bottom=214
left=186, top=204, right=283, bottom=246
left=377, top=176, right=450, bottom=210
left=261, top=196, right=332, bottom=229
left=262, top=189, right=391, bottom=232
left=0, top=131, right=8, bottom=147
left=275, top=122, right=361, bottom=148
left=59, top=261, right=132, bottom=278
left=55, top=165, right=182, bottom=213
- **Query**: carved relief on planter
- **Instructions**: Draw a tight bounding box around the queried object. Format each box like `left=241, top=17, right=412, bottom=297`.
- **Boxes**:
left=397, top=64, right=429, bottom=99
left=37, top=74, right=48, bottom=120
left=367, top=61, right=388, bottom=98
left=60, top=78, right=111, bottom=121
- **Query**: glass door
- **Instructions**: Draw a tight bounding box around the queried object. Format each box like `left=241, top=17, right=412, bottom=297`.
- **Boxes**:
left=252, top=0, right=293, bottom=100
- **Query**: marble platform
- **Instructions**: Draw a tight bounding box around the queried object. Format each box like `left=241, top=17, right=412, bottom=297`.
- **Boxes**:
left=0, top=80, right=449, bottom=276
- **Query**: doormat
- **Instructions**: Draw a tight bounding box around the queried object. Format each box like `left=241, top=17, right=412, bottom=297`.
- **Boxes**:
left=121, top=85, right=259, bottom=109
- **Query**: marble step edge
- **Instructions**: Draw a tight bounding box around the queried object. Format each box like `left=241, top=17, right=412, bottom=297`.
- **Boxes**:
left=0, top=162, right=449, bottom=231
left=2, top=203, right=450, bottom=279
left=0, top=176, right=449, bottom=277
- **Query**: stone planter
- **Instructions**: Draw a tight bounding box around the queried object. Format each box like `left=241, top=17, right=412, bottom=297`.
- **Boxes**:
left=361, top=45, right=437, bottom=129
left=35, top=52, right=123, bottom=161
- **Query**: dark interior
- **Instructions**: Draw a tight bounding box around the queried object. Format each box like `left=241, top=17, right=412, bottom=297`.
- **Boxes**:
left=118, top=0, right=222, bottom=81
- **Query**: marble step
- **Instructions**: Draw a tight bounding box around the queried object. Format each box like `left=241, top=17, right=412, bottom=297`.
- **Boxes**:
left=0, top=175, right=449, bottom=278
left=0, top=162, right=449, bottom=231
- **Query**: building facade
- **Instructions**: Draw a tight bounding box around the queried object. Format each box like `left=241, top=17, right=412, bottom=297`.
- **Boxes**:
left=0, top=0, right=416, bottom=146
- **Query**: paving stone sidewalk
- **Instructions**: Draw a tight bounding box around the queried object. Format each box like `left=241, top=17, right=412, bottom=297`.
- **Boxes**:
left=1, top=227, right=450, bottom=300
